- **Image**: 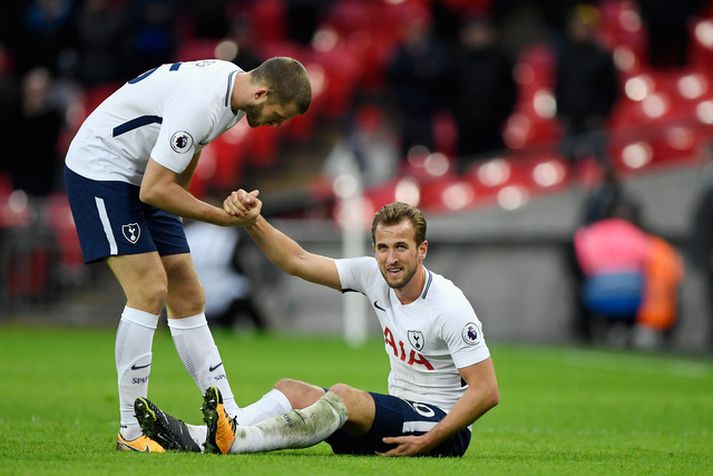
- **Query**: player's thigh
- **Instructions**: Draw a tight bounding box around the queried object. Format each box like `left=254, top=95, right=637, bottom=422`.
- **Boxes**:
left=328, top=383, right=375, bottom=435
left=107, top=252, right=167, bottom=312
left=161, top=253, right=205, bottom=316
left=161, top=253, right=202, bottom=294
left=325, top=394, right=471, bottom=457
left=144, top=207, right=191, bottom=259
left=64, top=166, right=159, bottom=263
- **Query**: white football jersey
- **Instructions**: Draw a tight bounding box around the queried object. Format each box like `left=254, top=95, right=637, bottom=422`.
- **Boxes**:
left=335, top=257, right=490, bottom=412
left=66, top=59, right=245, bottom=185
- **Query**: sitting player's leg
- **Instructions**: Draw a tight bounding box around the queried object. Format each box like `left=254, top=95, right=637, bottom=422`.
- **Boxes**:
left=326, top=393, right=472, bottom=457
left=202, top=383, right=369, bottom=454
left=133, top=379, right=309, bottom=452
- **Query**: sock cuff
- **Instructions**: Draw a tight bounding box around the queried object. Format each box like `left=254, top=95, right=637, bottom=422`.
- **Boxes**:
left=323, top=391, right=349, bottom=424
left=167, top=312, right=208, bottom=331
left=265, top=389, right=293, bottom=413
left=121, top=306, right=159, bottom=329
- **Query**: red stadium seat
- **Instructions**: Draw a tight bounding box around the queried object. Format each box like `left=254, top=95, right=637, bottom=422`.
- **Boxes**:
left=45, top=193, right=84, bottom=274
left=247, top=0, right=286, bottom=43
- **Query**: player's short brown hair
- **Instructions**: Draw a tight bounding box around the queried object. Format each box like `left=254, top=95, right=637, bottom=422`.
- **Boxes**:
left=250, top=57, right=312, bottom=114
left=371, top=202, right=427, bottom=245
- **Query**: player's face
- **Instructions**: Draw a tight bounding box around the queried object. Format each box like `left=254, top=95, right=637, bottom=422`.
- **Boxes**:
left=374, top=220, right=427, bottom=290
left=244, top=101, right=299, bottom=128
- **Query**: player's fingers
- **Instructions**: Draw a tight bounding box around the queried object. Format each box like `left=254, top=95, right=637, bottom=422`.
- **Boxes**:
left=376, top=448, right=403, bottom=457
left=245, top=201, right=262, bottom=220
left=237, top=188, right=257, bottom=208
left=223, top=195, right=245, bottom=217
left=235, top=190, right=250, bottom=209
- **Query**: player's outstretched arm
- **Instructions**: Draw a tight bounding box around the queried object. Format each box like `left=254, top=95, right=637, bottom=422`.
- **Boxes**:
left=380, top=358, right=499, bottom=457
left=242, top=214, right=341, bottom=290
left=140, top=158, right=258, bottom=226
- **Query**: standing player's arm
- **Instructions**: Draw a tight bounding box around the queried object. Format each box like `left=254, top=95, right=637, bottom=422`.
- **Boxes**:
left=176, top=150, right=201, bottom=190
left=243, top=214, right=341, bottom=290
left=140, top=158, right=256, bottom=226
left=379, top=358, right=499, bottom=457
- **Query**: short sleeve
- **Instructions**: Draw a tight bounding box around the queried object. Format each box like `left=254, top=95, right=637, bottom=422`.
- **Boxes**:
left=335, top=257, right=379, bottom=295
left=150, top=99, right=211, bottom=174
left=439, top=299, right=490, bottom=369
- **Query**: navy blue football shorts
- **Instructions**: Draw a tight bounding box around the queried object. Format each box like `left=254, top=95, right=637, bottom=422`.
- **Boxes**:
left=325, top=392, right=471, bottom=457
left=64, top=166, right=190, bottom=264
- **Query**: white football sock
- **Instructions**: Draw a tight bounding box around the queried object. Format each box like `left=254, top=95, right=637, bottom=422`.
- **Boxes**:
left=168, top=313, right=240, bottom=418
left=230, top=391, right=349, bottom=453
left=115, top=306, right=159, bottom=440
left=186, top=423, right=208, bottom=449
left=233, top=388, right=293, bottom=426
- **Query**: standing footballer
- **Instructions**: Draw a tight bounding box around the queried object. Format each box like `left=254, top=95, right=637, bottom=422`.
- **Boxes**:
left=63, top=57, right=311, bottom=452
left=135, top=201, right=499, bottom=457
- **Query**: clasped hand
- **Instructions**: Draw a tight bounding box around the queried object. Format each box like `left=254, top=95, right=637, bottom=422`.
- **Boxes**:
left=223, top=188, right=261, bottom=226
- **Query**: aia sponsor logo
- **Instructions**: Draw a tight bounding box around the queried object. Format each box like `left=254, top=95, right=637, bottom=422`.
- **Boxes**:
left=384, top=326, right=433, bottom=370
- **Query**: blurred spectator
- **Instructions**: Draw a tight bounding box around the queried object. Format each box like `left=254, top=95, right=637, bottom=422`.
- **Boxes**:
left=580, top=164, right=640, bottom=225
left=554, top=4, right=618, bottom=168
left=571, top=198, right=683, bottom=349
left=229, top=16, right=264, bottom=73
left=184, top=0, right=230, bottom=39
left=7, top=68, right=65, bottom=196
left=16, top=0, right=78, bottom=75
left=429, top=0, right=467, bottom=46
left=184, top=219, right=268, bottom=331
left=690, top=142, right=713, bottom=349
left=124, top=0, right=178, bottom=75
left=639, top=0, right=706, bottom=69
left=0, top=2, right=24, bottom=50
left=74, top=0, right=127, bottom=86
left=386, top=10, right=450, bottom=160
left=284, top=0, right=331, bottom=46
left=448, top=15, right=516, bottom=170
left=322, top=104, right=399, bottom=187
left=0, top=48, right=20, bottom=180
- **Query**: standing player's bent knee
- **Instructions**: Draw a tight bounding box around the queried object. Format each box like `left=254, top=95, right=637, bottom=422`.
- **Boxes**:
left=136, top=280, right=168, bottom=311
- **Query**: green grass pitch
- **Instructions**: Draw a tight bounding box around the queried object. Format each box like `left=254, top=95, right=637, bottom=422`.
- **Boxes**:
left=0, top=326, right=712, bottom=475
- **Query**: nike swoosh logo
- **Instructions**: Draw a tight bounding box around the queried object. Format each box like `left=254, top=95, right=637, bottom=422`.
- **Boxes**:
left=373, top=301, right=386, bottom=312
left=209, top=362, right=223, bottom=372
left=131, top=363, right=151, bottom=370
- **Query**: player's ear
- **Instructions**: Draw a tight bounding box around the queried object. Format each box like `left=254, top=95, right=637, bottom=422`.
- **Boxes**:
left=418, top=240, right=428, bottom=261
left=253, top=88, right=270, bottom=103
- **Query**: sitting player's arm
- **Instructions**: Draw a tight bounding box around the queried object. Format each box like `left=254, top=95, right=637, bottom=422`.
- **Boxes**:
left=140, top=158, right=256, bottom=226
left=380, top=358, right=499, bottom=457
left=243, top=214, right=341, bottom=290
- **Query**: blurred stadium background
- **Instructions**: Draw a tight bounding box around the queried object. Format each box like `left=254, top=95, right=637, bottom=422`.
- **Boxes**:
left=1, top=0, right=713, bottom=352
